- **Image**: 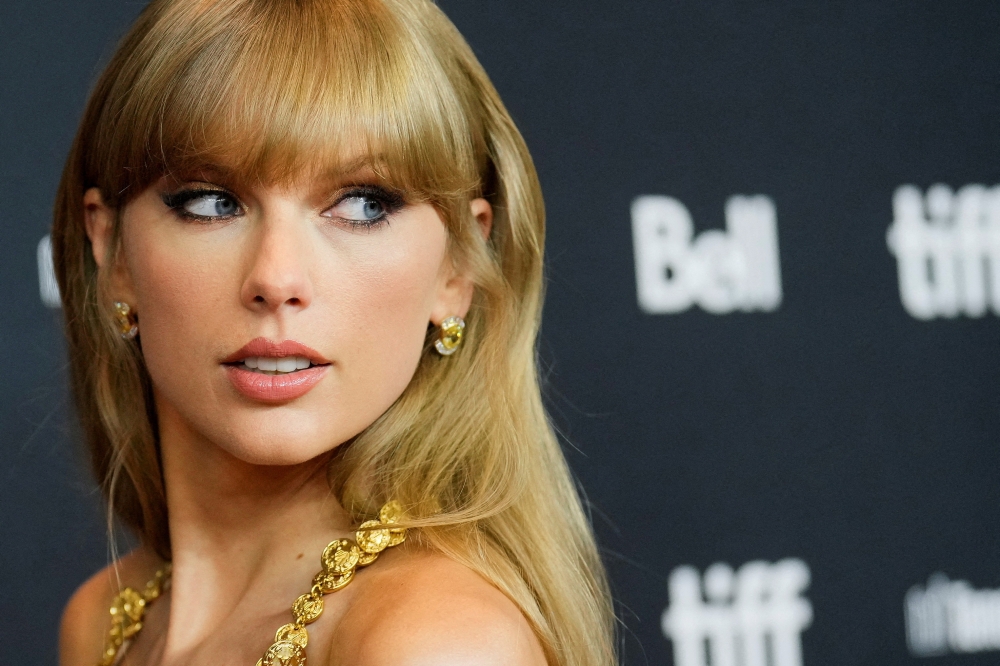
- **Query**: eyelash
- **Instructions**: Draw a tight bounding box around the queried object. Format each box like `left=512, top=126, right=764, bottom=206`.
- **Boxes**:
left=334, top=185, right=405, bottom=230
left=160, top=185, right=406, bottom=228
left=161, top=188, right=240, bottom=222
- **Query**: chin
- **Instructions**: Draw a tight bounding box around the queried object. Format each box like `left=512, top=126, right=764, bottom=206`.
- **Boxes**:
left=210, top=417, right=351, bottom=467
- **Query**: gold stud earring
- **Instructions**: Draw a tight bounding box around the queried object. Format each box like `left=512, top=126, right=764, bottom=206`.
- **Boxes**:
left=114, top=302, right=138, bottom=340
left=434, top=316, right=465, bottom=356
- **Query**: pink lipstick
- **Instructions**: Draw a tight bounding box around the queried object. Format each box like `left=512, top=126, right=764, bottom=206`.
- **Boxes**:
left=223, top=338, right=330, bottom=403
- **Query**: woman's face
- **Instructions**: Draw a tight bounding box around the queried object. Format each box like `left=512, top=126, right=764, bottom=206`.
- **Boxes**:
left=85, top=166, right=488, bottom=465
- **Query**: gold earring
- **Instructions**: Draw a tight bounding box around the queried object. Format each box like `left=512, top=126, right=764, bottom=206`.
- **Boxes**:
left=434, top=316, right=465, bottom=356
left=114, top=302, right=138, bottom=340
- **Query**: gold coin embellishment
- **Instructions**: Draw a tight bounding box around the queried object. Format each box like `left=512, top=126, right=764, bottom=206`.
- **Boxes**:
left=292, top=593, right=324, bottom=625
left=313, top=568, right=354, bottom=593
left=100, top=565, right=171, bottom=666
left=261, top=640, right=306, bottom=666
left=378, top=501, right=407, bottom=546
left=387, top=527, right=407, bottom=547
left=356, top=520, right=391, bottom=554
left=110, top=588, right=145, bottom=622
left=275, top=623, right=309, bottom=648
left=357, top=550, right=379, bottom=567
left=142, top=565, right=170, bottom=602
left=379, top=500, right=404, bottom=524
left=322, top=539, right=360, bottom=574
left=109, top=588, right=146, bottom=639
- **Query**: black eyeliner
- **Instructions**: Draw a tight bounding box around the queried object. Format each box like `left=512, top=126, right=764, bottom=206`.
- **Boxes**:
left=332, top=184, right=406, bottom=228
left=160, top=187, right=231, bottom=210
left=339, top=184, right=405, bottom=211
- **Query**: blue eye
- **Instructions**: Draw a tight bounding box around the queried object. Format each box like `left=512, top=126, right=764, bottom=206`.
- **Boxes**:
left=334, top=196, right=385, bottom=221
left=186, top=193, right=239, bottom=217
left=324, top=186, right=405, bottom=227
left=162, top=189, right=242, bottom=220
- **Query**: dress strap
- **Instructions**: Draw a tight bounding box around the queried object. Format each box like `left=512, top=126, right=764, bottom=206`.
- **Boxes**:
left=98, top=564, right=172, bottom=666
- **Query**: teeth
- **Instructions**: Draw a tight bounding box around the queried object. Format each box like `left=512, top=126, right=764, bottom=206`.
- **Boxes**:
left=240, top=356, right=313, bottom=374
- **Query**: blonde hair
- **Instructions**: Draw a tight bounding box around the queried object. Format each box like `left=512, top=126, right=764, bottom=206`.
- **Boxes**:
left=51, top=1, right=615, bottom=664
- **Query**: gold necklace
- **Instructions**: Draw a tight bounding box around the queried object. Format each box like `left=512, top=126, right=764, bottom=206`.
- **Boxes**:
left=98, top=501, right=407, bottom=666
left=99, top=564, right=171, bottom=665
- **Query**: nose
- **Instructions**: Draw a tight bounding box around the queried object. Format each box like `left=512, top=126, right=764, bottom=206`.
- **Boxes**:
left=241, top=208, right=313, bottom=313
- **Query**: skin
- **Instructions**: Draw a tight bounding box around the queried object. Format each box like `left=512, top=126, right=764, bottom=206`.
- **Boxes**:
left=58, top=166, right=548, bottom=666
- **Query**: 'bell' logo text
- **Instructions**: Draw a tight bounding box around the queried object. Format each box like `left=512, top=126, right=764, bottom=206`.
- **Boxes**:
left=632, top=195, right=782, bottom=314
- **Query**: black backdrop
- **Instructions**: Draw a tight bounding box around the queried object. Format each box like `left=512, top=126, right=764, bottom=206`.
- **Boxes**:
left=3, top=2, right=1000, bottom=665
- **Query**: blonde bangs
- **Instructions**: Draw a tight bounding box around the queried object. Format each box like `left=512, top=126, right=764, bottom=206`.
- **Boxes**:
left=91, top=0, right=484, bottom=210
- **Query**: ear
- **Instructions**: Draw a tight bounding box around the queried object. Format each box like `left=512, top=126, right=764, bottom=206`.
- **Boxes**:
left=84, top=187, right=137, bottom=306
left=429, top=198, right=493, bottom=325
left=470, top=197, right=493, bottom=241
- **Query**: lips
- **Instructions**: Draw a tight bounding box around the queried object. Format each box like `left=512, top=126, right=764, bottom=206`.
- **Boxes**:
left=222, top=338, right=331, bottom=365
left=223, top=338, right=330, bottom=403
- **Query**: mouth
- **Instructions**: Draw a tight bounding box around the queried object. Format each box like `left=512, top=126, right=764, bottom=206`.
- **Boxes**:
left=222, top=338, right=331, bottom=403
left=231, top=355, right=320, bottom=375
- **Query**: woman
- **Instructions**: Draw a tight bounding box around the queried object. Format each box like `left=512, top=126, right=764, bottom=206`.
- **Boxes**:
left=54, top=0, right=615, bottom=664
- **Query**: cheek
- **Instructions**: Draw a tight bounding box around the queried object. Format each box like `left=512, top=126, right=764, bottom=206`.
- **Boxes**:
left=321, top=220, right=448, bottom=402
left=125, top=228, right=237, bottom=377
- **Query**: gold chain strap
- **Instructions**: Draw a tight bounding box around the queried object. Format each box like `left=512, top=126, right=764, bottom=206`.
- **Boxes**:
left=257, top=500, right=407, bottom=666
left=96, top=501, right=406, bottom=666
left=99, top=564, right=172, bottom=666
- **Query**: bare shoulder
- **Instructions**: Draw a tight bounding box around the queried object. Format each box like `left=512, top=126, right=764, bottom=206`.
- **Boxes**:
left=59, top=547, right=163, bottom=666
left=331, top=547, right=548, bottom=666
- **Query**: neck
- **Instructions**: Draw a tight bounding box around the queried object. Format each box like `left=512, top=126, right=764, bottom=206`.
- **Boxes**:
left=155, top=397, right=352, bottom=654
